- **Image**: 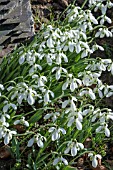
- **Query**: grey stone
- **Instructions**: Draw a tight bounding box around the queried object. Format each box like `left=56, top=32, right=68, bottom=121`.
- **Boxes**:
left=0, top=0, right=34, bottom=56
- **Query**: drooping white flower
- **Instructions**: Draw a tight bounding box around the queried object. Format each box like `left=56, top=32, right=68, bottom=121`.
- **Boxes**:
left=64, top=140, right=84, bottom=157
left=3, top=129, right=17, bottom=145
left=49, top=127, right=66, bottom=141
left=105, top=124, right=110, bottom=137
left=19, top=53, right=26, bottom=64
left=3, top=102, right=17, bottom=113
left=27, top=93, right=35, bottom=105
left=44, top=112, right=60, bottom=122
left=76, top=118, right=82, bottom=130
left=44, top=90, right=54, bottom=104
left=27, top=134, right=46, bottom=148
left=14, top=117, right=29, bottom=127
left=53, top=156, right=68, bottom=166
left=27, top=137, right=35, bottom=147
left=88, top=153, right=102, bottom=168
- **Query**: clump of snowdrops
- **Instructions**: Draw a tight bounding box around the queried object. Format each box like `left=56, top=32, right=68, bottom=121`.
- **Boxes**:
left=0, top=0, right=113, bottom=169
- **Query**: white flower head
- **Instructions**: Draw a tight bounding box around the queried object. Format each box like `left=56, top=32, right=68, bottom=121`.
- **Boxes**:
left=14, top=117, right=29, bottom=127
left=64, top=140, right=84, bottom=157
left=53, top=156, right=68, bottom=166
left=49, top=127, right=66, bottom=141
left=88, top=153, right=102, bottom=168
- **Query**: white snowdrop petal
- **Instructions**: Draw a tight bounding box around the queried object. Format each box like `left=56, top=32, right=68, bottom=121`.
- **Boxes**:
left=11, top=104, right=17, bottom=110
left=70, top=81, right=75, bottom=92
left=44, top=114, right=51, bottom=119
left=27, top=137, right=34, bottom=147
left=0, top=84, right=4, bottom=90
left=59, top=128, right=66, bottom=135
left=3, top=104, right=9, bottom=113
left=17, top=94, right=24, bottom=104
left=89, top=89, right=96, bottom=100
left=44, top=92, right=49, bottom=103
left=53, top=158, right=60, bottom=165
left=106, top=92, right=113, bottom=98
left=71, top=146, right=77, bottom=156
left=52, top=131, right=59, bottom=141
left=92, top=157, right=98, bottom=168
left=27, top=94, right=35, bottom=105
left=64, top=147, right=70, bottom=154
left=4, top=134, right=10, bottom=145
left=105, top=126, right=110, bottom=137
left=37, top=139, right=44, bottom=148
left=56, top=69, right=61, bottom=80
left=78, top=143, right=84, bottom=149
left=7, top=86, right=14, bottom=91
left=61, top=157, right=68, bottom=165
left=24, top=121, right=29, bottom=127
left=62, top=81, right=69, bottom=90
left=14, top=120, right=20, bottom=125
left=62, top=100, right=69, bottom=108
left=76, top=118, right=82, bottom=130
left=96, top=126, right=102, bottom=133
left=71, top=100, right=76, bottom=111
left=19, top=55, right=25, bottom=65
left=67, top=116, right=74, bottom=127
left=48, top=127, right=55, bottom=132
left=96, top=154, right=102, bottom=159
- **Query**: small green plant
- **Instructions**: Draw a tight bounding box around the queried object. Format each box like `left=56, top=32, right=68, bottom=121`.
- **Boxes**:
left=0, top=0, right=113, bottom=169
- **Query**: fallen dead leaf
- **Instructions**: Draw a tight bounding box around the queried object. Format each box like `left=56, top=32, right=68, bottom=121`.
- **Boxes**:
left=92, top=165, right=107, bottom=170
left=0, top=145, right=11, bottom=159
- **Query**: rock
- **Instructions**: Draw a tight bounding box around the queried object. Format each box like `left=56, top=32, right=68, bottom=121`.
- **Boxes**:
left=0, top=0, right=34, bottom=57
left=57, top=0, right=68, bottom=8
left=32, top=0, right=52, bottom=4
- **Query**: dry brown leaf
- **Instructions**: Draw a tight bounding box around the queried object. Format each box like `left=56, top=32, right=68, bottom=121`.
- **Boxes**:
left=0, top=146, right=11, bottom=159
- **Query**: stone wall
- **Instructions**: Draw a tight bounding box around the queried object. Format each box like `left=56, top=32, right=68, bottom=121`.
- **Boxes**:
left=0, top=0, right=34, bottom=57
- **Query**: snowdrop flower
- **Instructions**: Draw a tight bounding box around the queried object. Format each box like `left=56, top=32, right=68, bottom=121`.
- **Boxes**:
left=92, top=44, right=104, bottom=52
left=96, top=124, right=110, bottom=137
left=10, top=83, right=38, bottom=105
left=76, top=118, right=82, bottom=130
left=88, top=153, right=102, bottom=168
left=100, top=16, right=112, bottom=25
left=47, top=37, right=55, bottom=48
left=26, top=51, right=36, bottom=65
left=52, top=67, right=67, bottom=80
left=88, top=11, right=98, bottom=24
left=107, top=62, right=113, bottom=75
left=49, top=127, right=66, bottom=141
left=44, top=112, right=60, bottom=122
left=0, top=116, right=9, bottom=128
left=29, top=64, right=42, bottom=74
left=3, top=101, right=17, bottom=113
left=27, top=133, right=46, bottom=148
left=56, top=53, right=68, bottom=65
left=70, top=97, right=77, bottom=111
left=14, top=117, right=29, bottom=127
left=44, top=89, right=54, bottom=104
left=32, top=75, right=47, bottom=88
left=0, top=127, right=17, bottom=145
left=91, top=108, right=101, bottom=122
left=67, top=113, right=83, bottom=130
left=70, top=78, right=82, bottom=92
left=27, top=90, right=35, bottom=105
left=95, top=28, right=112, bottom=38
left=64, top=140, right=84, bottom=156
left=19, top=53, right=26, bottom=64
left=62, top=75, right=82, bottom=91
left=79, top=88, right=96, bottom=100
left=53, top=156, right=68, bottom=166
left=0, top=84, right=4, bottom=91
left=62, top=99, right=70, bottom=109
